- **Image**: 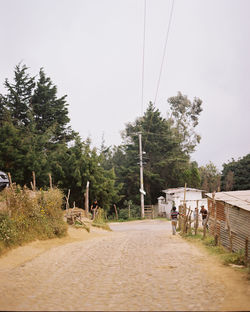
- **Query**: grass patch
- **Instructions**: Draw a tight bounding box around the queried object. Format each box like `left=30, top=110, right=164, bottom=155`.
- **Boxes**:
left=182, top=229, right=249, bottom=277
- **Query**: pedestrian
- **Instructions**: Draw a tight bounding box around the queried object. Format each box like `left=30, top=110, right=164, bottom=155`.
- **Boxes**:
left=200, top=205, right=208, bottom=229
left=91, top=199, right=98, bottom=220
left=170, top=206, right=179, bottom=235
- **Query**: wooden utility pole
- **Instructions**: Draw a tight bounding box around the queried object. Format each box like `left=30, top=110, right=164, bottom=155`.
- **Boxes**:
left=85, top=181, right=90, bottom=214
left=138, top=132, right=145, bottom=218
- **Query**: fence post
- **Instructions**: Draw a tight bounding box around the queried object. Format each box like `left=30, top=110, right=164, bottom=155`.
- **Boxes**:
left=245, top=237, right=249, bottom=266
left=7, top=172, right=13, bottom=189
left=32, top=171, right=36, bottom=191
left=48, top=173, right=53, bottom=189
left=195, top=201, right=199, bottom=235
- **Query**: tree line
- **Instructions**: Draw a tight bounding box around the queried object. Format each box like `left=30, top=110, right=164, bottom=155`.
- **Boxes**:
left=0, top=64, right=249, bottom=216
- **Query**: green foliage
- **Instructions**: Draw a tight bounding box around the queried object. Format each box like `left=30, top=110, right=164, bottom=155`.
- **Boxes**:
left=0, top=64, right=121, bottom=212
left=0, top=186, right=67, bottom=254
left=167, top=91, right=203, bottom=154
left=199, top=162, right=221, bottom=192
left=107, top=100, right=202, bottom=205
left=221, top=154, right=250, bottom=191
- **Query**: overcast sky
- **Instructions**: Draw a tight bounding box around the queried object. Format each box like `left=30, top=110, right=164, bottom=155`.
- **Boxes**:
left=1, top=0, right=250, bottom=170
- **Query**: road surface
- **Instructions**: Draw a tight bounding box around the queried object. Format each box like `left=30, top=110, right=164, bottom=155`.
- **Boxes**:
left=0, top=220, right=249, bottom=311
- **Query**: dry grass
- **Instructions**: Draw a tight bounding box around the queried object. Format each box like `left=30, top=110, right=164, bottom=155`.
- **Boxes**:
left=0, top=186, right=67, bottom=255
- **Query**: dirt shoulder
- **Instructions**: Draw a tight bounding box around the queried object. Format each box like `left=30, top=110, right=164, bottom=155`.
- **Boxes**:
left=0, top=226, right=111, bottom=270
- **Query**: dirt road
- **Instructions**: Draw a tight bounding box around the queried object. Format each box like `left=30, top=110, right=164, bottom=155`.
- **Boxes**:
left=0, top=220, right=249, bottom=311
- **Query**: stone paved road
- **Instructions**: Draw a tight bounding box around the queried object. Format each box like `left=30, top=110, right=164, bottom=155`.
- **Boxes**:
left=0, top=220, right=249, bottom=311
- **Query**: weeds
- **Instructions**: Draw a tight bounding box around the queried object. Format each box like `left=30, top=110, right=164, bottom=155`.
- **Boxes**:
left=92, top=208, right=111, bottom=231
left=0, top=186, right=67, bottom=255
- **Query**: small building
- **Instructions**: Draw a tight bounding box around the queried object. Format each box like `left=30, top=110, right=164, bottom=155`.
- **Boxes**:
left=158, top=187, right=207, bottom=218
left=206, top=190, right=250, bottom=260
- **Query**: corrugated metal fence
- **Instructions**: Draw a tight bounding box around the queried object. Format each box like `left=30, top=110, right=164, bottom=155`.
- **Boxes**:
left=208, top=199, right=250, bottom=260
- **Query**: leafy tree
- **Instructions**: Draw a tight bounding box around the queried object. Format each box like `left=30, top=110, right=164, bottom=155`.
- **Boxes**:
left=57, top=136, right=122, bottom=210
left=221, top=154, right=250, bottom=190
left=167, top=91, right=202, bottom=154
left=181, top=162, right=201, bottom=188
left=199, top=162, right=221, bottom=192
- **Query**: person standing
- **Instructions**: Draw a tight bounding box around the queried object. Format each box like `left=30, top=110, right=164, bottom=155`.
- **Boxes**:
left=200, top=205, right=208, bottom=228
left=91, top=200, right=98, bottom=220
left=170, top=206, right=179, bottom=235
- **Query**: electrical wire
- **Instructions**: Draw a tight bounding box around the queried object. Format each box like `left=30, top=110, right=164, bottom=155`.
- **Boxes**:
left=141, top=0, right=147, bottom=117
left=153, top=0, right=175, bottom=106
left=143, top=0, right=175, bottom=151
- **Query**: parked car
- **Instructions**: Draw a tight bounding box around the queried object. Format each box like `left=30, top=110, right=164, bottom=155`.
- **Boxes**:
left=0, top=171, right=9, bottom=191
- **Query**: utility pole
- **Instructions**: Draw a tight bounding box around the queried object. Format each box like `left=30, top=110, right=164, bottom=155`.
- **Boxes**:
left=138, top=132, right=145, bottom=218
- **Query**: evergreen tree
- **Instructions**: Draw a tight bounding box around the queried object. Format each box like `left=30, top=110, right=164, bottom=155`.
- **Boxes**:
left=32, top=68, right=75, bottom=143
left=3, top=64, right=35, bottom=128
left=111, top=103, right=192, bottom=205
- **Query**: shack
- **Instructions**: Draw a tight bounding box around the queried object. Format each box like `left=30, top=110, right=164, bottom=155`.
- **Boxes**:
left=206, top=190, right=250, bottom=260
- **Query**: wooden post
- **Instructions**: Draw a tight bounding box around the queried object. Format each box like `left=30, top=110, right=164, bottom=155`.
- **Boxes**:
left=215, top=234, right=218, bottom=246
left=32, top=171, right=36, bottom=191
left=7, top=172, right=13, bottom=189
left=245, top=237, right=249, bottom=266
left=226, top=206, right=233, bottom=252
left=85, top=181, right=89, bottom=214
left=114, top=204, right=118, bottom=220
left=48, top=173, right=53, bottom=189
left=128, top=203, right=131, bottom=219
left=213, top=192, right=217, bottom=236
left=66, top=189, right=70, bottom=211
left=183, top=183, right=187, bottom=216
left=195, top=200, right=199, bottom=235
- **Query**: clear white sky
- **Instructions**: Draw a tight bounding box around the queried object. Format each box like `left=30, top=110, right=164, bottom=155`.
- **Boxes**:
left=1, top=0, right=249, bottom=171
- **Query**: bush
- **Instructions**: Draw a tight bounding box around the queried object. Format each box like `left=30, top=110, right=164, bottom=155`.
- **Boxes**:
left=0, top=186, right=67, bottom=254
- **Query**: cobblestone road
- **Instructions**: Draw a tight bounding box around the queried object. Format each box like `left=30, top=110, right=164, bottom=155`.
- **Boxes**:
left=0, top=220, right=249, bottom=311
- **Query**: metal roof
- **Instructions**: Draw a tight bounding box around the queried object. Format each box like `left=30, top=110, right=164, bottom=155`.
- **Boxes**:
left=206, top=190, right=250, bottom=212
left=162, top=187, right=204, bottom=194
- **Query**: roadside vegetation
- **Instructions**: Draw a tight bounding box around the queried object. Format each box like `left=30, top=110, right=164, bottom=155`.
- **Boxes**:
left=181, top=229, right=250, bottom=278
left=0, top=186, right=67, bottom=255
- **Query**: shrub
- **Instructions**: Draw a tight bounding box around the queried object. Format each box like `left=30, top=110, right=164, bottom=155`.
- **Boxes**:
left=0, top=186, right=67, bottom=254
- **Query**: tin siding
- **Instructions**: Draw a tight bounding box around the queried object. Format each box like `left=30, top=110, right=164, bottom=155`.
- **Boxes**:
left=208, top=202, right=250, bottom=259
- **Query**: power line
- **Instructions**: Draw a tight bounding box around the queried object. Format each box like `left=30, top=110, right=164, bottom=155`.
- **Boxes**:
left=153, top=0, right=175, bottom=106
left=141, top=0, right=147, bottom=117
left=143, top=0, right=175, bottom=152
